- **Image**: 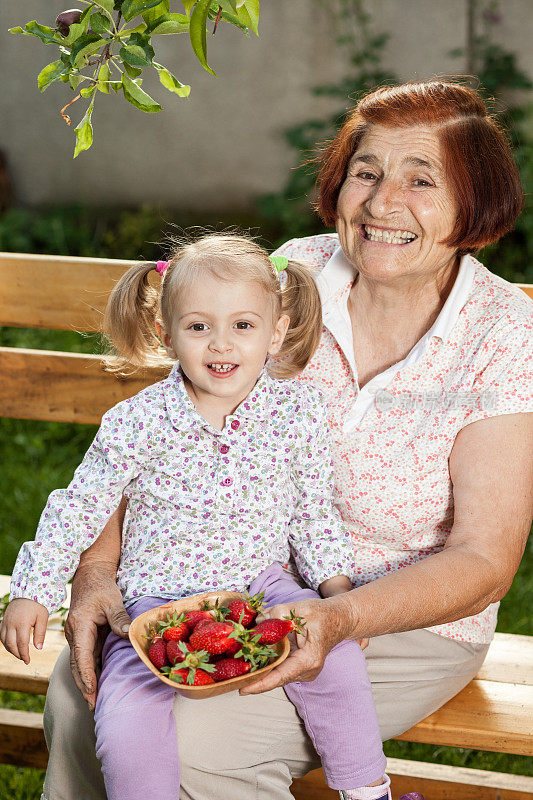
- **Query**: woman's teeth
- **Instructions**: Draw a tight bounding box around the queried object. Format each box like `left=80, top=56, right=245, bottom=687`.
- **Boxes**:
left=364, top=225, right=416, bottom=244
left=208, top=363, right=236, bottom=373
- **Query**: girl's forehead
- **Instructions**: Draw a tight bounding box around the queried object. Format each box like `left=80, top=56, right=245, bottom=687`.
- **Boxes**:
left=173, top=274, right=273, bottom=316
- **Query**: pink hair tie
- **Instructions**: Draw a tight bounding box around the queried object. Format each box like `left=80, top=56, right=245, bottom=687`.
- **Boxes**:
left=155, top=260, right=170, bottom=276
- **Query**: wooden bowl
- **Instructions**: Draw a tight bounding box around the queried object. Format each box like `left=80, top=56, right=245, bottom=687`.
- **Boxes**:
left=129, top=590, right=290, bottom=699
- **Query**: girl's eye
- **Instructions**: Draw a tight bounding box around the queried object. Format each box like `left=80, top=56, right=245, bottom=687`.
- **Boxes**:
left=189, top=323, right=208, bottom=332
left=235, top=321, right=253, bottom=330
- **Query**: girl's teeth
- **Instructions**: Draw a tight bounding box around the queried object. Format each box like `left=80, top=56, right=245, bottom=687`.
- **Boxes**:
left=209, top=363, right=236, bottom=373
left=364, top=225, right=416, bottom=244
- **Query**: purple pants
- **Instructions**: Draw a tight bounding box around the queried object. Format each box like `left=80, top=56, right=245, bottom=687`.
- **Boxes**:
left=95, top=563, right=385, bottom=799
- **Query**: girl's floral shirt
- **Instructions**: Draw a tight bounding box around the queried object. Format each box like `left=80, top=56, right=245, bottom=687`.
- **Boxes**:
left=11, top=367, right=355, bottom=613
left=274, top=234, right=533, bottom=644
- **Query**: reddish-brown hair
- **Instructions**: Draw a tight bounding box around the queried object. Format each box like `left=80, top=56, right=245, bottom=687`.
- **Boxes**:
left=317, top=80, right=524, bottom=254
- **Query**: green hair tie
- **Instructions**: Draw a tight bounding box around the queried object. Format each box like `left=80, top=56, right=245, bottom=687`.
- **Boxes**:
left=269, top=255, right=288, bottom=273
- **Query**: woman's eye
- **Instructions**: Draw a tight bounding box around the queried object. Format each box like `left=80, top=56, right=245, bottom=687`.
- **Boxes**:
left=235, top=321, right=253, bottom=330
left=412, top=178, right=433, bottom=187
left=358, top=171, right=378, bottom=181
left=189, top=323, right=207, bottom=332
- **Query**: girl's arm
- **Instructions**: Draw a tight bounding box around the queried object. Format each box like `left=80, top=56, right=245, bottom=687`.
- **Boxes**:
left=241, top=412, right=533, bottom=694
left=319, top=575, right=352, bottom=597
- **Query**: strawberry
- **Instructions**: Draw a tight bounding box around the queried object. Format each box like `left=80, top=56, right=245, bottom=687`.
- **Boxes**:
left=232, top=633, right=278, bottom=669
left=157, top=611, right=190, bottom=642
left=166, top=640, right=192, bottom=665
left=148, top=638, right=169, bottom=670
left=212, top=657, right=251, bottom=682
left=188, top=621, right=239, bottom=655
left=251, top=612, right=306, bottom=645
left=226, top=591, right=265, bottom=628
left=167, top=667, right=215, bottom=686
left=183, top=609, right=213, bottom=629
left=161, top=647, right=215, bottom=684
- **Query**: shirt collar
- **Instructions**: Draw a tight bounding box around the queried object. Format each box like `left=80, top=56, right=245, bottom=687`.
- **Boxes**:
left=316, top=245, right=476, bottom=346
left=163, top=363, right=275, bottom=432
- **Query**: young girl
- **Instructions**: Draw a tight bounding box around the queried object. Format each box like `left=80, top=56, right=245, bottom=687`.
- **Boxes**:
left=3, top=234, right=393, bottom=800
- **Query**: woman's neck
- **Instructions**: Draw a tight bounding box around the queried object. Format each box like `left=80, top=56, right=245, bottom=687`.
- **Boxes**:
left=348, top=256, right=459, bottom=387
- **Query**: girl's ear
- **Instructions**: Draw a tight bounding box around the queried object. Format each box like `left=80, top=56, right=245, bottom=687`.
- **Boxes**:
left=156, top=319, right=175, bottom=357
left=268, top=314, right=290, bottom=356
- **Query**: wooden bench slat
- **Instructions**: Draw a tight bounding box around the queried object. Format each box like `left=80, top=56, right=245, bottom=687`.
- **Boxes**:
left=291, top=762, right=533, bottom=800
left=0, top=252, right=531, bottom=332
left=0, top=348, right=166, bottom=424
left=396, top=680, right=533, bottom=755
left=0, top=708, right=47, bottom=769
left=0, top=252, right=135, bottom=331
left=477, top=632, right=533, bottom=685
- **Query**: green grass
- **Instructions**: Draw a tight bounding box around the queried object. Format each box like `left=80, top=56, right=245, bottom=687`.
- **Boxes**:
left=0, top=325, right=531, bottom=797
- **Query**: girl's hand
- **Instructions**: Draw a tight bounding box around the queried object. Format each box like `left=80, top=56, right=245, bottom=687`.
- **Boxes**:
left=239, top=593, right=358, bottom=695
left=0, top=598, right=49, bottom=665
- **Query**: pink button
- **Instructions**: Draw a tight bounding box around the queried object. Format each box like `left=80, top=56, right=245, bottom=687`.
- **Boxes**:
left=221, top=477, right=233, bottom=487
left=220, top=444, right=229, bottom=454
left=231, top=420, right=240, bottom=430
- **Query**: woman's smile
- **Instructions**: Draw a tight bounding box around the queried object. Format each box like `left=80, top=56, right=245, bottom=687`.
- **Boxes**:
left=359, top=224, right=418, bottom=246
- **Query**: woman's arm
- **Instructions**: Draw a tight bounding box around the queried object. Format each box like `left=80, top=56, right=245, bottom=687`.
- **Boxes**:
left=241, top=412, right=533, bottom=694
left=65, top=497, right=130, bottom=710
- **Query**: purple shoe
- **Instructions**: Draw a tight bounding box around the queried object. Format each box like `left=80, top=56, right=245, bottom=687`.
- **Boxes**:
left=399, top=794, right=426, bottom=800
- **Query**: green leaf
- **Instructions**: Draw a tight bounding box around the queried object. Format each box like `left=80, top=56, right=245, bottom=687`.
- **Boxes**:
left=236, top=0, right=259, bottom=35
left=148, top=13, right=189, bottom=34
left=37, top=60, right=69, bottom=92
left=121, top=73, right=162, bottom=112
left=97, top=62, right=111, bottom=92
left=141, top=0, right=169, bottom=25
left=218, top=0, right=240, bottom=15
left=123, top=62, right=143, bottom=77
left=181, top=0, right=195, bottom=14
left=80, top=83, right=97, bottom=98
left=120, top=32, right=155, bottom=66
left=69, top=73, right=84, bottom=90
left=216, top=7, right=248, bottom=32
left=70, top=33, right=107, bottom=68
left=74, top=99, right=94, bottom=158
left=109, top=80, right=122, bottom=92
left=9, top=21, right=62, bottom=45
left=190, top=0, right=217, bottom=76
left=89, top=11, right=112, bottom=35
left=121, top=0, right=162, bottom=21
left=60, top=73, right=70, bottom=82
left=153, top=63, right=191, bottom=96
left=94, top=0, right=115, bottom=13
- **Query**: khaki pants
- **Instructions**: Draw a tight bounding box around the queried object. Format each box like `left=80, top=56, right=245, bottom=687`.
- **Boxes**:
left=42, top=629, right=488, bottom=800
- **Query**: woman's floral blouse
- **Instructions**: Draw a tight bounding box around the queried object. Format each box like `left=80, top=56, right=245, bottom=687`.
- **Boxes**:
left=274, top=234, right=532, bottom=644
left=11, top=367, right=355, bottom=613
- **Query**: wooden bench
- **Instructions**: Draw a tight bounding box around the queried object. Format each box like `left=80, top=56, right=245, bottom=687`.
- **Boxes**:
left=1, top=251, right=532, bottom=799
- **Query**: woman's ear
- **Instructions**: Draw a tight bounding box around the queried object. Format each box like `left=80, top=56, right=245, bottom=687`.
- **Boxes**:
left=268, top=314, right=290, bottom=356
left=156, top=319, right=175, bottom=357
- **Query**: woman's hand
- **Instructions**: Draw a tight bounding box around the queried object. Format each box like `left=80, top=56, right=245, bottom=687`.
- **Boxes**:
left=65, top=560, right=131, bottom=711
left=239, top=593, right=358, bottom=695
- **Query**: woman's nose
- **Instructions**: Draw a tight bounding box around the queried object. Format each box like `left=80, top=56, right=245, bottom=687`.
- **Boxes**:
left=366, top=177, right=403, bottom=219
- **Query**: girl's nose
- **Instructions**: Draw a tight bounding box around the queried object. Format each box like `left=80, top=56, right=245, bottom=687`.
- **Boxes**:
left=208, top=334, right=233, bottom=353
left=366, top=177, right=403, bottom=219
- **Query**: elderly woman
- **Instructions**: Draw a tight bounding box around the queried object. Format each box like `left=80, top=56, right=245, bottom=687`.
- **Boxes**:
left=42, top=80, right=532, bottom=800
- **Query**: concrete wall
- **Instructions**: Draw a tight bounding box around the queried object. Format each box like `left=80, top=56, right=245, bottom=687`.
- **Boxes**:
left=0, top=0, right=531, bottom=209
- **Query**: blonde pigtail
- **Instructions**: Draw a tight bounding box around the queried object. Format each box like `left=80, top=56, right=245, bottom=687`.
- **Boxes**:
left=102, top=261, right=174, bottom=376
left=269, top=260, right=323, bottom=380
